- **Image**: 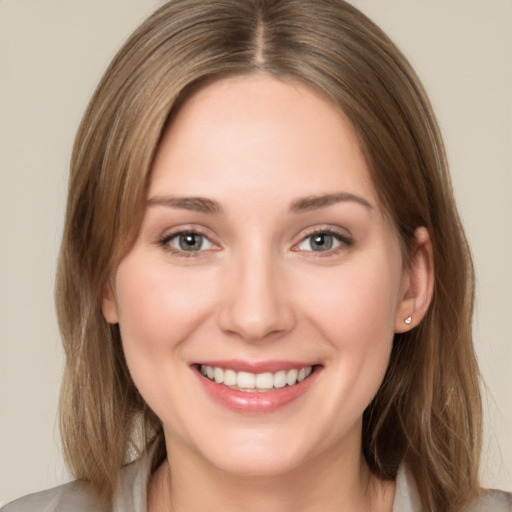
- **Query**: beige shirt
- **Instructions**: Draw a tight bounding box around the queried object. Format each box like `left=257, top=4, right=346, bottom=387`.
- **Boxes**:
left=2, top=455, right=511, bottom=512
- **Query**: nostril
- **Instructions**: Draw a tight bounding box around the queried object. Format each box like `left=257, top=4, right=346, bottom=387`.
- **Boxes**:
left=217, top=298, right=296, bottom=342
left=216, top=263, right=297, bottom=341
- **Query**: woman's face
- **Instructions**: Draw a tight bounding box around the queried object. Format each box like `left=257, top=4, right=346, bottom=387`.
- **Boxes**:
left=103, top=74, right=414, bottom=477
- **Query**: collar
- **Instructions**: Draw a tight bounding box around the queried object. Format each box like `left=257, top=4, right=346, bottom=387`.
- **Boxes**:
left=113, top=449, right=421, bottom=512
left=392, top=465, right=422, bottom=512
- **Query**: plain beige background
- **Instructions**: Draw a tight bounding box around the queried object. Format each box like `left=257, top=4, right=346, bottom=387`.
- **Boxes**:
left=1, top=0, right=511, bottom=505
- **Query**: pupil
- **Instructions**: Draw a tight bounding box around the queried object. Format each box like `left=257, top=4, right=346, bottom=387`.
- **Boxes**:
left=179, top=234, right=202, bottom=251
left=312, top=234, right=333, bottom=251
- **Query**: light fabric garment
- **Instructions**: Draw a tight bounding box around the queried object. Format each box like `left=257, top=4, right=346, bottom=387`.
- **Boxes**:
left=2, top=454, right=511, bottom=512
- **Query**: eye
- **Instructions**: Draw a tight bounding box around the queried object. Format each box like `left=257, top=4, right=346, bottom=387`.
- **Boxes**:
left=296, top=230, right=351, bottom=253
left=164, top=232, right=215, bottom=252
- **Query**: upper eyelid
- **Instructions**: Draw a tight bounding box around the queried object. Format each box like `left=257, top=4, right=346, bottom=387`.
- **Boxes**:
left=158, top=226, right=218, bottom=249
left=159, top=225, right=213, bottom=240
left=290, top=226, right=354, bottom=254
left=158, top=230, right=219, bottom=258
left=297, top=225, right=353, bottom=241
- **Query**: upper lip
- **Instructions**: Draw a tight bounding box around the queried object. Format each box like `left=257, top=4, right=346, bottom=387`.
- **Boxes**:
left=193, top=360, right=319, bottom=373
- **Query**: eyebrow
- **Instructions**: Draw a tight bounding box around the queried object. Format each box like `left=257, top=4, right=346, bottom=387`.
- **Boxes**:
left=289, top=193, right=373, bottom=212
left=147, top=192, right=373, bottom=215
left=147, top=196, right=222, bottom=214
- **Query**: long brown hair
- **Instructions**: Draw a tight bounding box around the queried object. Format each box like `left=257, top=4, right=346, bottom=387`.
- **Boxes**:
left=56, top=1, right=481, bottom=509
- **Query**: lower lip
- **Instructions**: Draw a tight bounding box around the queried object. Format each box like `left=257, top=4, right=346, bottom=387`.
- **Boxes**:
left=195, top=368, right=318, bottom=414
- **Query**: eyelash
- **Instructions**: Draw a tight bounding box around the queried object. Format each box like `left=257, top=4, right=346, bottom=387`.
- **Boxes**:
left=157, top=227, right=353, bottom=258
left=294, top=227, right=353, bottom=256
left=158, top=229, right=216, bottom=258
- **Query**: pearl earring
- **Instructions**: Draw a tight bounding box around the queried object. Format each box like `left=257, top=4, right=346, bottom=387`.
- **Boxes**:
left=405, top=315, right=412, bottom=325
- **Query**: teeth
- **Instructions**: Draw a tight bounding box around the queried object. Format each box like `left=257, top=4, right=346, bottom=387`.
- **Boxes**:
left=255, top=372, right=273, bottom=389
left=223, top=369, right=237, bottom=386
left=214, top=367, right=224, bottom=384
left=273, top=370, right=287, bottom=388
left=237, top=371, right=256, bottom=389
left=286, top=369, right=298, bottom=386
left=199, top=365, right=314, bottom=390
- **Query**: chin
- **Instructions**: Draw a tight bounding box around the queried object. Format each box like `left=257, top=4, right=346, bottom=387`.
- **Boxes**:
left=200, top=443, right=310, bottom=478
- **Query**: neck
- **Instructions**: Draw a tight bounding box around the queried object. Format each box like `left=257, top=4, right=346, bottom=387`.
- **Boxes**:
left=148, top=434, right=395, bottom=512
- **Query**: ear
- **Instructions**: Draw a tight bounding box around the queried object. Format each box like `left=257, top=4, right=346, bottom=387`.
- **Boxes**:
left=101, top=279, right=119, bottom=324
left=394, top=227, right=434, bottom=333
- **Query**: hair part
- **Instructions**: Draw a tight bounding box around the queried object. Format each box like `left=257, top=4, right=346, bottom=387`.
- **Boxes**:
left=56, top=1, right=482, bottom=509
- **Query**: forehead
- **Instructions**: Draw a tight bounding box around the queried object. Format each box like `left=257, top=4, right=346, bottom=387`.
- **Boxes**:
left=149, top=73, right=377, bottom=209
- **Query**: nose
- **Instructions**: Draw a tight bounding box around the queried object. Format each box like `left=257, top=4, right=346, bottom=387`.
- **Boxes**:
left=217, top=250, right=296, bottom=342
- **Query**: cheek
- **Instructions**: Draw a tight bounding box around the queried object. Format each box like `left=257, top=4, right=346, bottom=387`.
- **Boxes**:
left=112, top=258, right=219, bottom=419
left=297, top=253, right=402, bottom=346
left=295, top=248, right=402, bottom=402
left=114, top=259, right=215, bottom=351
left=112, top=260, right=221, bottom=412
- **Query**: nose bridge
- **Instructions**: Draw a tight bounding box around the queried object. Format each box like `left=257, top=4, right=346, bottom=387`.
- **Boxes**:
left=218, top=240, right=295, bottom=341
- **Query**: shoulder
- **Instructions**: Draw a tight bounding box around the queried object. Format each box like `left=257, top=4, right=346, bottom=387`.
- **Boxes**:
left=393, top=466, right=512, bottom=512
left=467, top=489, right=512, bottom=511
left=1, top=449, right=152, bottom=512
left=1, top=480, right=105, bottom=512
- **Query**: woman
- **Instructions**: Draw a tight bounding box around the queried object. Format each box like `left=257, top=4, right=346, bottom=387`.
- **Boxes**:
left=3, top=1, right=510, bottom=511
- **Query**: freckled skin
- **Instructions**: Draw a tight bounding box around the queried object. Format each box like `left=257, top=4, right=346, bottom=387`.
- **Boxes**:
left=103, top=75, right=421, bottom=505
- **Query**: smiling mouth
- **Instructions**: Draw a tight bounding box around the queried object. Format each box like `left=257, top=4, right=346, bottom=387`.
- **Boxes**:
left=199, top=364, right=314, bottom=392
